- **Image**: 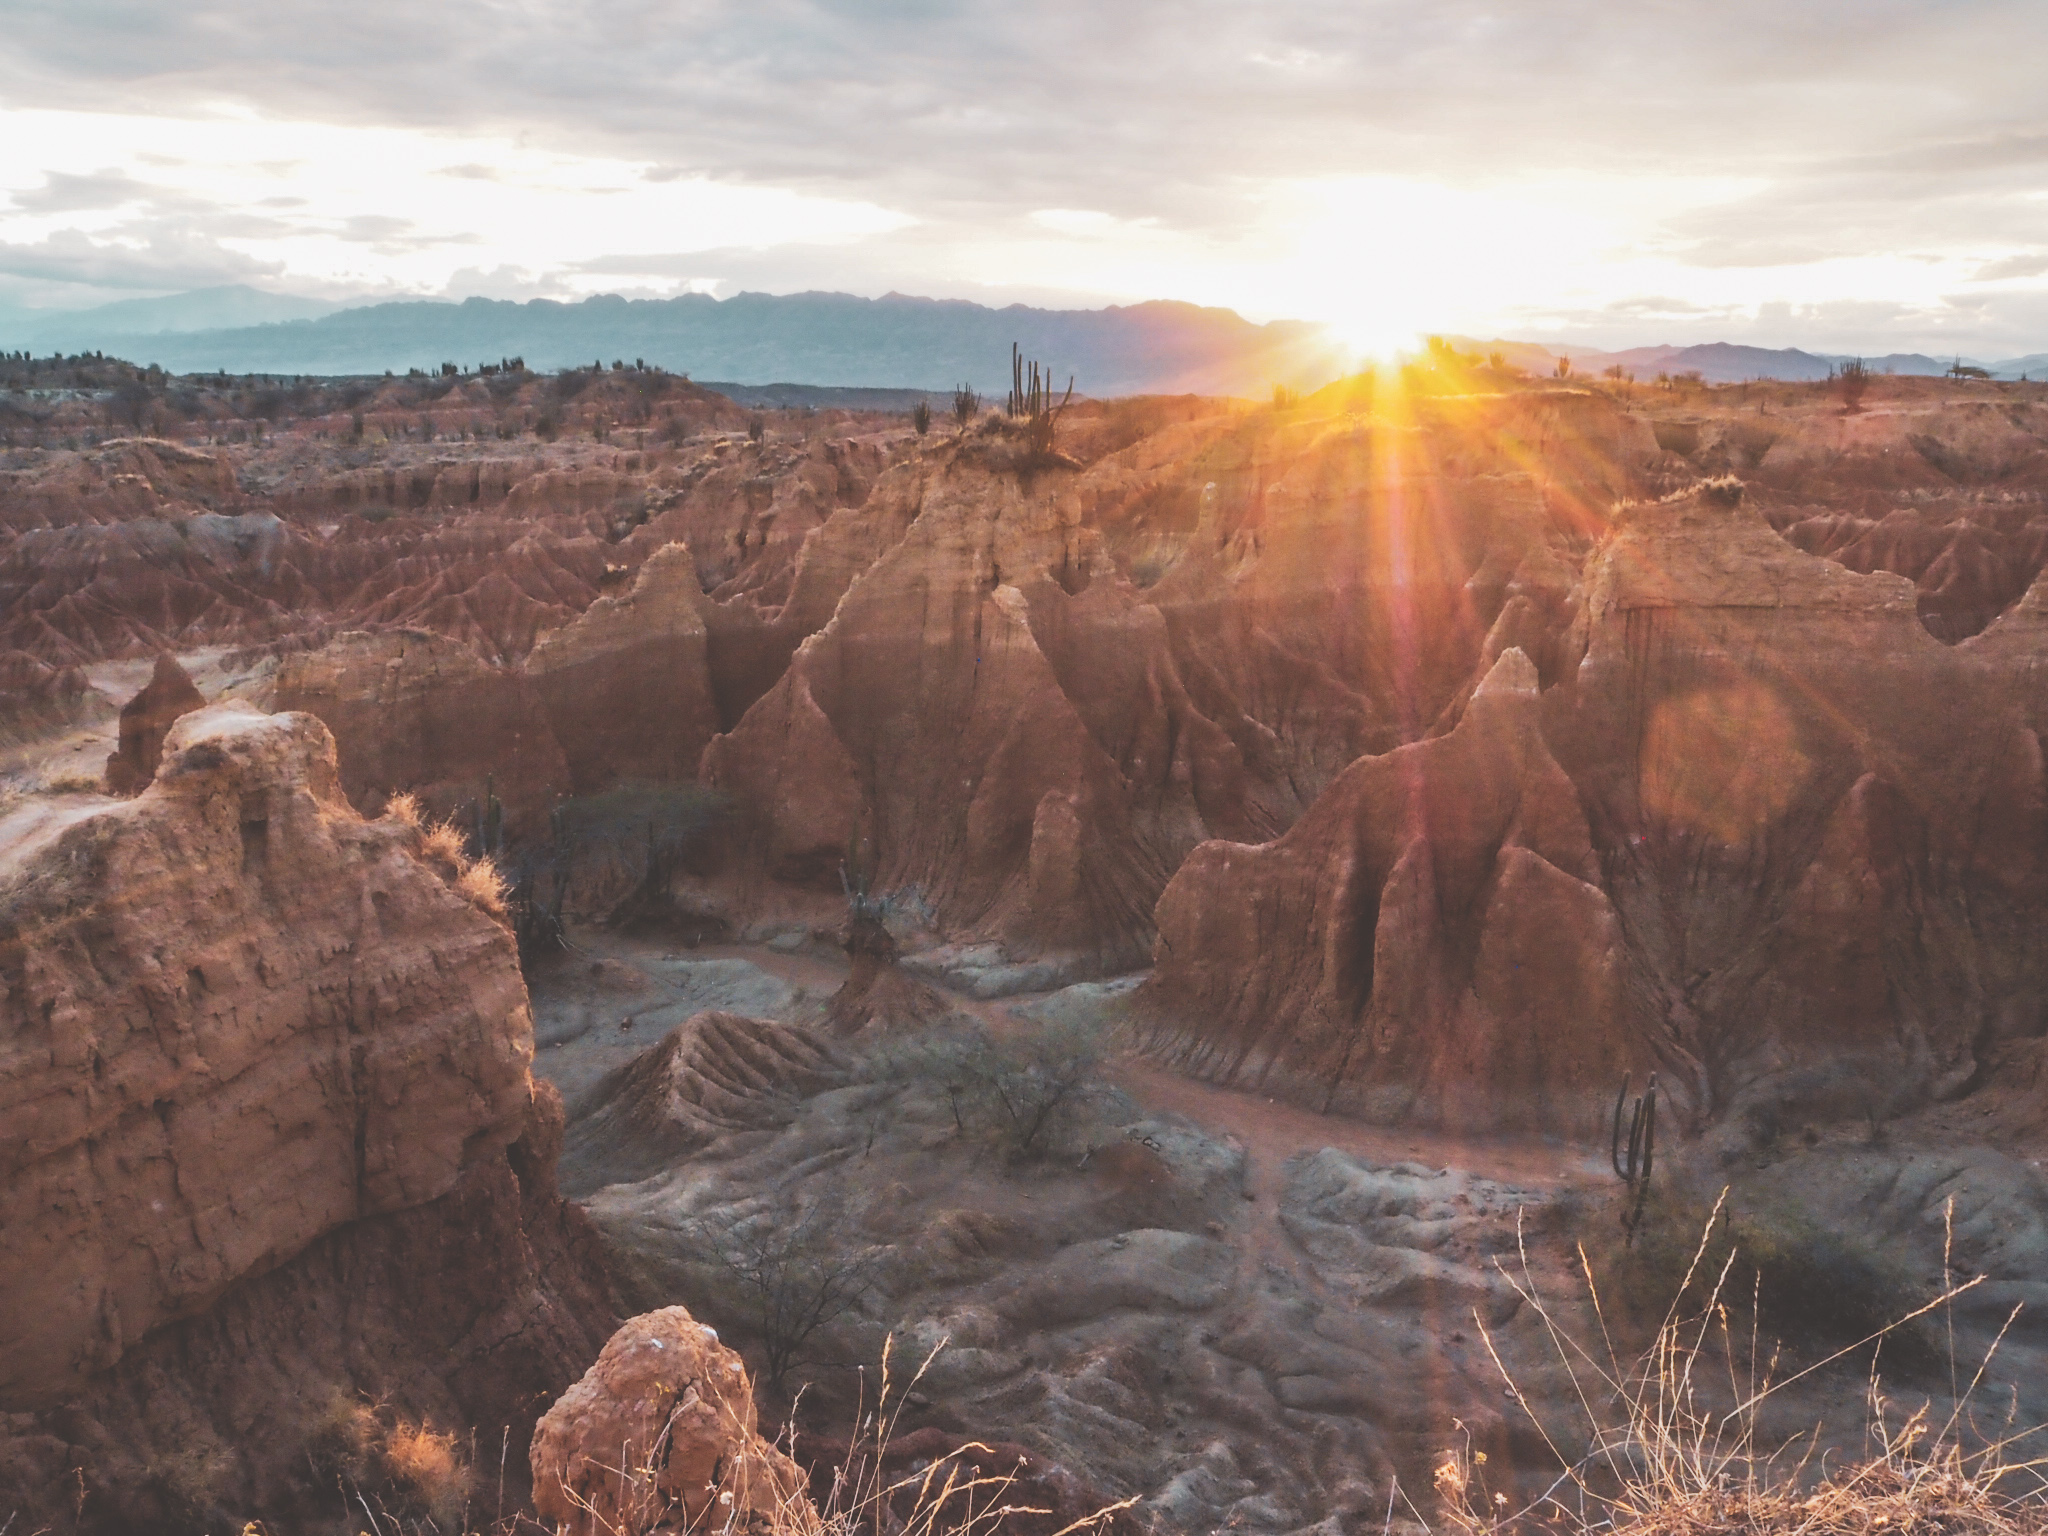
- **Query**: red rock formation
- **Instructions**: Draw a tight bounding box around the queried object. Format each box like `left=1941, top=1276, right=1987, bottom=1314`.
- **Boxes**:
left=707, top=393, right=1656, bottom=974
left=527, top=542, right=720, bottom=792
left=102, top=651, right=207, bottom=794
left=0, top=705, right=612, bottom=1531
left=1142, top=482, right=2048, bottom=1132
left=530, top=1306, right=817, bottom=1536
left=0, top=648, right=93, bottom=746
left=1139, top=649, right=1641, bottom=1132
left=274, top=627, right=571, bottom=831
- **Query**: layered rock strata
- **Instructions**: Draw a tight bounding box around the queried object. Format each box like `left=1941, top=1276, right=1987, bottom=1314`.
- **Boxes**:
left=1140, top=484, right=2048, bottom=1132
left=0, top=704, right=611, bottom=1531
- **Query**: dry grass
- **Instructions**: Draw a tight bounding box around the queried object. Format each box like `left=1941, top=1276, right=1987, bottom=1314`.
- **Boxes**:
left=420, top=817, right=470, bottom=869
left=1424, top=1193, right=2048, bottom=1536
left=457, top=855, right=509, bottom=916
left=394, top=804, right=510, bottom=921
left=37, top=766, right=104, bottom=794
left=306, top=1393, right=478, bottom=1535
left=383, top=1419, right=475, bottom=1529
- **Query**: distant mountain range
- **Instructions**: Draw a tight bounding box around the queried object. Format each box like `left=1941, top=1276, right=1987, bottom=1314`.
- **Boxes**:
left=0, top=287, right=1342, bottom=397
left=3, top=284, right=2042, bottom=393
left=1457, top=337, right=2048, bottom=385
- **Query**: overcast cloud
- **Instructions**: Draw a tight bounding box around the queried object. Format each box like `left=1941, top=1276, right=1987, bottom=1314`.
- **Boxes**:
left=2, top=0, right=2045, bottom=353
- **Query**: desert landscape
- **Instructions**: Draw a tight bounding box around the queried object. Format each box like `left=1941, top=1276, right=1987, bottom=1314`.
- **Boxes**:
left=6, top=343, right=2048, bottom=1533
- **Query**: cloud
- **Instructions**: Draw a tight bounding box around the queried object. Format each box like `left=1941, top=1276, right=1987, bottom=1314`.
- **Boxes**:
left=10, top=167, right=156, bottom=212
left=0, top=227, right=282, bottom=290
left=1976, top=253, right=2048, bottom=282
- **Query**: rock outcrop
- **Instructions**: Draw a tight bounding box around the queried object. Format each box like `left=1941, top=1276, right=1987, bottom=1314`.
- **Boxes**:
left=527, top=542, right=719, bottom=792
left=1140, top=648, right=1640, bottom=1131
left=707, top=392, right=1654, bottom=979
left=560, top=1011, right=847, bottom=1193
left=530, top=1305, right=817, bottom=1536
left=102, top=651, right=207, bottom=794
left=0, top=704, right=611, bottom=1531
left=1140, top=483, right=2048, bottom=1132
left=274, top=627, right=571, bottom=831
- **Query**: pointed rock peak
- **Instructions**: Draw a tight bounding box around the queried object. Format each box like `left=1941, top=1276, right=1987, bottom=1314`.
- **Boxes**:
left=631, top=540, right=699, bottom=593
left=1473, top=646, right=1539, bottom=699
left=104, top=651, right=208, bottom=795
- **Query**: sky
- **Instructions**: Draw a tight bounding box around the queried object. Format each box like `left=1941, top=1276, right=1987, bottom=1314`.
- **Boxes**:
left=1, top=0, right=2046, bottom=356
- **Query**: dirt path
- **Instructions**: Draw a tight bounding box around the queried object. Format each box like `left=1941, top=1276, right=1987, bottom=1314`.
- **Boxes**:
left=0, top=792, right=116, bottom=871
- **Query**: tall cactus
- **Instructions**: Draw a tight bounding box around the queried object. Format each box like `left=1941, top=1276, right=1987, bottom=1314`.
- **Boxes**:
left=1006, top=342, right=1074, bottom=460
left=1612, top=1072, right=1658, bottom=1245
left=474, top=772, right=504, bottom=858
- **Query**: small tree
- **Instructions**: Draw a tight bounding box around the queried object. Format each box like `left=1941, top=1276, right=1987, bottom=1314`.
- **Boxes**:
left=880, top=1017, right=1109, bottom=1159
left=910, top=398, right=931, bottom=436
left=693, top=1200, right=879, bottom=1393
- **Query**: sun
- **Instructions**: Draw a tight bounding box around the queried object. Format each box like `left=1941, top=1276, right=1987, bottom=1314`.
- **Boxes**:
left=1321, top=306, right=1424, bottom=366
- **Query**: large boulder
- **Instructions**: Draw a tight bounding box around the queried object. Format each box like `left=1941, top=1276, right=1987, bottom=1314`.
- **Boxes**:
left=531, top=1306, right=817, bottom=1536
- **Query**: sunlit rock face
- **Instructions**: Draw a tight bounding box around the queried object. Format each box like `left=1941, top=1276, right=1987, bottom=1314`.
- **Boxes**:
left=707, top=388, right=1657, bottom=979
left=0, top=706, right=611, bottom=1531
left=1140, top=476, right=2048, bottom=1133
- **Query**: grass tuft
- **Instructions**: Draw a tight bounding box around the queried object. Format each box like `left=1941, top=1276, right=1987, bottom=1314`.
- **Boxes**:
left=456, top=854, right=509, bottom=916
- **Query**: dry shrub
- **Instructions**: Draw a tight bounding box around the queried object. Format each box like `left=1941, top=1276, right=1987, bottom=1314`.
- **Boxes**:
left=457, top=854, right=509, bottom=916
left=39, top=766, right=104, bottom=794
left=143, top=1442, right=238, bottom=1524
left=308, top=1393, right=475, bottom=1533
left=383, top=1418, right=474, bottom=1529
left=307, top=1391, right=380, bottom=1480
left=419, top=817, right=469, bottom=871
left=1429, top=1194, right=2048, bottom=1536
left=385, top=790, right=423, bottom=828
left=402, top=811, right=511, bottom=921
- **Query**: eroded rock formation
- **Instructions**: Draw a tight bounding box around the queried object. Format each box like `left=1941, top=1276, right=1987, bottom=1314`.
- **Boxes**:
left=274, top=627, right=570, bottom=831
left=102, top=651, right=206, bottom=793
left=1140, top=647, right=1640, bottom=1131
left=1139, top=481, right=2048, bottom=1133
left=0, top=705, right=611, bottom=1531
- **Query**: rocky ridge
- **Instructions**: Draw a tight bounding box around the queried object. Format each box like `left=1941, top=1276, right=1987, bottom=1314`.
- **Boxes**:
left=0, top=705, right=611, bottom=1532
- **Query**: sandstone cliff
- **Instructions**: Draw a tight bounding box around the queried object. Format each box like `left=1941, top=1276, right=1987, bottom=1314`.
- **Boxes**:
left=0, top=705, right=611, bottom=1531
left=1139, top=483, right=2048, bottom=1133
left=526, top=542, right=720, bottom=792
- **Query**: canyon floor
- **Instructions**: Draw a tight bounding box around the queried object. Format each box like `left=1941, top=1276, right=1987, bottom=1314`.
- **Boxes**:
left=521, top=921, right=2048, bottom=1535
